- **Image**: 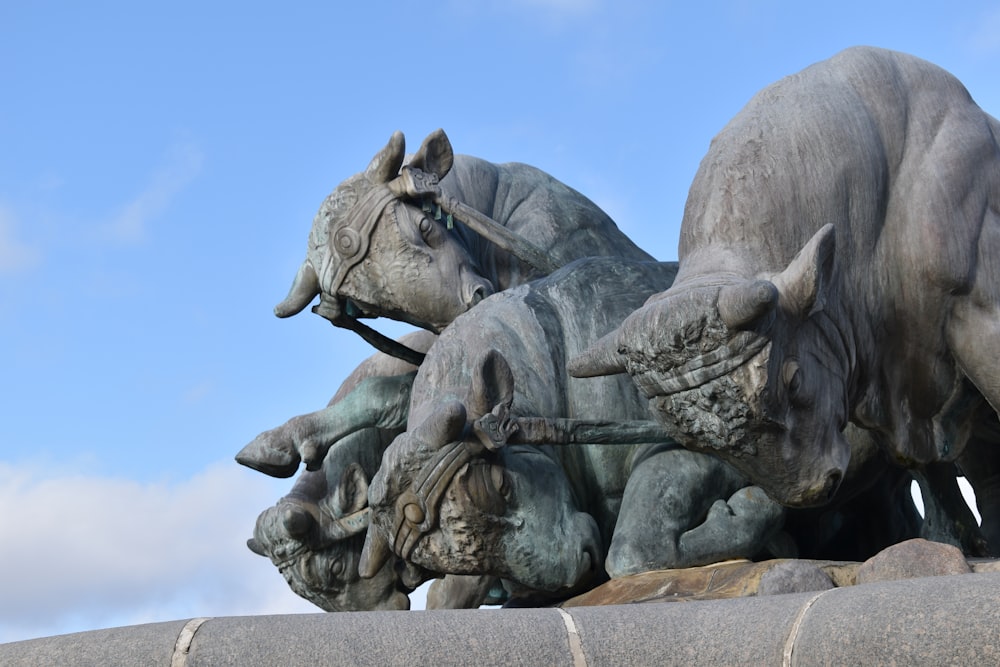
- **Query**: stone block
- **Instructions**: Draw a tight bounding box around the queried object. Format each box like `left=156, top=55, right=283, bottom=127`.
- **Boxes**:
left=855, top=538, right=971, bottom=585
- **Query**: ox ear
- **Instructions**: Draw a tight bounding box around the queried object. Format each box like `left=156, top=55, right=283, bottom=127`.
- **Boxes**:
left=408, top=128, right=454, bottom=180
left=771, top=224, right=836, bottom=319
left=365, top=131, right=406, bottom=184
left=466, top=349, right=515, bottom=420
left=333, top=462, right=369, bottom=516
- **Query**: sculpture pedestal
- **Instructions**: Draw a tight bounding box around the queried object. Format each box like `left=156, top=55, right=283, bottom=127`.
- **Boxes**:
left=564, top=538, right=994, bottom=606
left=4, top=563, right=1000, bottom=666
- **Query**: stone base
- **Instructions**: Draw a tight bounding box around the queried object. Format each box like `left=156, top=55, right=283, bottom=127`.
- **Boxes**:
left=5, top=567, right=1000, bottom=666
left=564, top=538, right=997, bottom=606
left=5, top=539, right=1000, bottom=666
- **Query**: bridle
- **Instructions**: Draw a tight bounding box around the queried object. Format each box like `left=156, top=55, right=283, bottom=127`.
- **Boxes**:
left=386, top=403, right=514, bottom=559
left=323, top=183, right=399, bottom=310
left=383, top=403, right=674, bottom=559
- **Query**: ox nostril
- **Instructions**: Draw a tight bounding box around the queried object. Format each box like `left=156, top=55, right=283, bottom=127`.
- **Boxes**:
left=471, top=285, right=488, bottom=306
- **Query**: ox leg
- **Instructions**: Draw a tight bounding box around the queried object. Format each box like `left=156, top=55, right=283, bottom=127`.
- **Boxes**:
left=606, top=449, right=784, bottom=578
left=946, top=217, right=1000, bottom=547
left=236, top=372, right=415, bottom=477
left=957, top=417, right=1000, bottom=553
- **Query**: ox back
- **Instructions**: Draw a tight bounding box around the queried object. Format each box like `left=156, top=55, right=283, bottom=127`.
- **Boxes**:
left=678, top=46, right=1000, bottom=460
left=443, top=155, right=655, bottom=290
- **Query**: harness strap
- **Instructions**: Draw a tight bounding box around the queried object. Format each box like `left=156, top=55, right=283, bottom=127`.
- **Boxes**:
left=322, top=184, right=397, bottom=304
left=391, top=441, right=476, bottom=560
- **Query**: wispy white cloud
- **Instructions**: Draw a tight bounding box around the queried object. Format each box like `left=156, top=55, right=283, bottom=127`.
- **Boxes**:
left=0, top=206, right=41, bottom=274
left=102, top=141, right=204, bottom=244
left=0, top=460, right=317, bottom=643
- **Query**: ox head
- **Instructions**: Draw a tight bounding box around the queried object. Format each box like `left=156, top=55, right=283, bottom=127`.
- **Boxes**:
left=359, top=349, right=602, bottom=596
left=275, top=129, right=494, bottom=333
left=571, top=224, right=851, bottom=507
left=247, top=462, right=412, bottom=611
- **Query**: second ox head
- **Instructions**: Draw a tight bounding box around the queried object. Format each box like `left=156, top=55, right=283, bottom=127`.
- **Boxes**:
left=571, top=224, right=852, bottom=507
left=359, top=349, right=602, bottom=598
left=274, top=129, right=494, bottom=334
left=246, top=457, right=416, bottom=612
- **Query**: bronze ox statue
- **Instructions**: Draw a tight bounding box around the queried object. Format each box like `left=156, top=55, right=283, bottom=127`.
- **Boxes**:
left=272, top=128, right=652, bottom=363
left=239, top=131, right=654, bottom=609
left=571, top=46, right=999, bottom=553
left=242, top=45, right=991, bottom=610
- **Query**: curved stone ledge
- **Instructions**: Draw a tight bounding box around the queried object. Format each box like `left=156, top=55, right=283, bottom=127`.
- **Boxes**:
left=3, top=571, right=999, bottom=666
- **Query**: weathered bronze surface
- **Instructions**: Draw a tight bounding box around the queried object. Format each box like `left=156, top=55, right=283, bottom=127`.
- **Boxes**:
left=240, top=47, right=997, bottom=611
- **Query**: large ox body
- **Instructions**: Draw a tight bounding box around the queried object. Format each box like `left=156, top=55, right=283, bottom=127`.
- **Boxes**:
left=572, top=47, right=1000, bottom=544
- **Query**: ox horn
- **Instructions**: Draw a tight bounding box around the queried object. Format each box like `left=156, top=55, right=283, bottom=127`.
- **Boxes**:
left=359, top=527, right=392, bottom=579
left=411, top=400, right=467, bottom=450
left=281, top=505, right=314, bottom=538
left=717, top=280, right=778, bottom=330
left=568, top=330, right=627, bottom=378
left=274, top=261, right=321, bottom=318
left=246, top=538, right=267, bottom=557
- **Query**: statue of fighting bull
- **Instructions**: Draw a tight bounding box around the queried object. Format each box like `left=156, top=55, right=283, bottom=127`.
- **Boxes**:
left=239, top=130, right=654, bottom=610
left=272, top=127, right=652, bottom=364
left=571, top=47, right=1000, bottom=552
left=358, top=257, right=792, bottom=599
left=241, top=128, right=653, bottom=478
left=244, top=330, right=431, bottom=611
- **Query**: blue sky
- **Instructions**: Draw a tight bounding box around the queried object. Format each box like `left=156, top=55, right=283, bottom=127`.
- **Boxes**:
left=2, top=0, right=998, bottom=643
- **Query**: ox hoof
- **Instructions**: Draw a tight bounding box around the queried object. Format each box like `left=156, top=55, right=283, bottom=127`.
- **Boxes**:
left=235, top=439, right=301, bottom=478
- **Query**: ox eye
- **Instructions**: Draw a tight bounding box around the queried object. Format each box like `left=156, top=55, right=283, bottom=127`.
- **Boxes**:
left=490, top=464, right=511, bottom=499
left=329, top=558, right=345, bottom=577
left=463, top=461, right=508, bottom=515
left=782, top=360, right=805, bottom=404
left=418, top=216, right=433, bottom=237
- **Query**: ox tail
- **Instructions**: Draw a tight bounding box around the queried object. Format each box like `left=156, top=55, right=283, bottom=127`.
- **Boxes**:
left=274, top=261, right=320, bottom=318
left=568, top=330, right=627, bottom=378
